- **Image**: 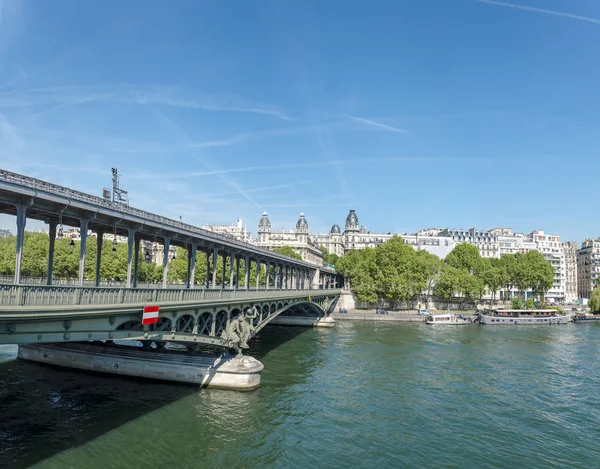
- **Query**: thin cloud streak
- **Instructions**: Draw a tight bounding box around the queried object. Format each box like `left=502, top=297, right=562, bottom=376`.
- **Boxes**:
left=0, top=85, right=294, bottom=121
left=344, top=114, right=408, bottom=134
left=476, top=0, right=600, bottom=25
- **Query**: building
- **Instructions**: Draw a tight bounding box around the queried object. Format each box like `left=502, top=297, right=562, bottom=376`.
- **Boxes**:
left=563, top=241, right=578, bottom=303
left=202, top=219, right=251, bottom=243
left=313, top=210, right=456, bottom=259
left=530, top=230, right=565, bottom=303
left=438, top=228, right=500, bottom=259
left=255, top=212, right=323, bottom=267
left=577, top=239, right=600, bottom=299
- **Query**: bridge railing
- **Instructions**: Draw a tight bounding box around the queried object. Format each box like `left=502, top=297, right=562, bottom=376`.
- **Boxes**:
left=0, top=284, right=339, bottom=307
left=0, top=170, right=317, bottom=269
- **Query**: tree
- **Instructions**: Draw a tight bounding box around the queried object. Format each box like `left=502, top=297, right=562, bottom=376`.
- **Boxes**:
left=273, top=246, right=302, bottom=261
left=590, top=288, right=600, bottom=313
left=482, top=264, right=508, bottom=306
left=445, top=243, right=485, bottom=276
left=521, top=251, right=554, bottom=304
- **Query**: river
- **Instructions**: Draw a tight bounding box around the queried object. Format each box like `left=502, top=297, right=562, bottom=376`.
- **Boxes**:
left=1, top=322, right=599, bottom=468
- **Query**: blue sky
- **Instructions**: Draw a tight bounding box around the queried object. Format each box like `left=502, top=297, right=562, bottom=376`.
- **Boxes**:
left=0, top=0, right=598, bottom=242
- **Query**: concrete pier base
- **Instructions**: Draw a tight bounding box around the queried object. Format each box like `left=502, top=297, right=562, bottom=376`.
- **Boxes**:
left=269, top=316, right=335, bottom=328
left=18, top=343, right=264, bottom=391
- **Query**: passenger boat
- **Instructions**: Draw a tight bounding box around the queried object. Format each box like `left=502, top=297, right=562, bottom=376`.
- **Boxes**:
left=425, top=313, right=472, bottom=325
left=478, top=309, right=568, bottom=325
left=572, top=313, right=600, bottom=323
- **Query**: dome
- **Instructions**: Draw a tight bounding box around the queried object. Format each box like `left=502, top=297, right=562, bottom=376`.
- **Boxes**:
left=330, top=224, right=341, bottom=234
left=345, top=209, right=359, bottom=232
left=359, top=226, right=367, bottom=234
left=296, top=212, right=308, bottom=233
left=258, top=211, right=271, bottom=231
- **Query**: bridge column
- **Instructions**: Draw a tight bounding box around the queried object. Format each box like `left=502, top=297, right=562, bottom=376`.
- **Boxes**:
left=235, top=255, right=240, bottom=289
left=126, top=228, right=136, bottom=288
left=133, top=238, right=140, bottom=288
left=78, top=218, right=90, bottom=286
left=280, top=264, right=284, bottom=289
left=211, top=247, right=218, bottom=288
left=14, top=203, right=29, bottom=284
left=221, top=252, right=227, bottom=289
left=95, top=231, right=103, bottom=287
left=244, top=255, right=250, bottom=290
left=46, top=221, right=57, bottom=286
left=265, top=261, right=270, bottom=290
left=205, top=247, right=211, bottom=288
left=162, top=237, right=171, bottom=289
left=229, top=252, right=235, bottom=288
left=255, top=259, right=261, bottom=290
left=187, top=244, right=197, bottom=289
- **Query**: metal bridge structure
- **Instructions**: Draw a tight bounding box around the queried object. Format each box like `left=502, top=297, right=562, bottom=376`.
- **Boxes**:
left=0, top=283, right=341, bottom=348
left=0, top=170, right=341, bottom=355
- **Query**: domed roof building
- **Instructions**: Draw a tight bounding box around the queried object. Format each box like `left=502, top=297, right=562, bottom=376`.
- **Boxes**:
left=345, top=209, right=360, bottom=232
left=296, top=212, right=308, bottom=233
left=330, top=224, right=341, bottom=235
left=255, top=211, right=323, bottom=267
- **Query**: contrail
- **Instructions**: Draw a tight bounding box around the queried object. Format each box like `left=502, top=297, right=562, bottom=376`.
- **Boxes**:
left=344, top=114, right=407, bottom=134
left=476, top=0, right=600, bottom=25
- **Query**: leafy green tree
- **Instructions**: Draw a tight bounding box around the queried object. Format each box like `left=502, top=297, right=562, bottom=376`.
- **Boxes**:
left=525, top=297, right=535, bottom=310
left=511, top=296, right=523, bottom=310
left=522, top=251, right=554, bottom=303
left=273, top=246, right=302, bottom=261
left=482, top=263, right=508, bottom=306
left=590, top=288, right=600, bottom=313
left=445, top=243, right=485, bottom=276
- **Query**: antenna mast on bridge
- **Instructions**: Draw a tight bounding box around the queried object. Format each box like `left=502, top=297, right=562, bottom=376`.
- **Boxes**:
left=111, top=167, right=129, bottom=205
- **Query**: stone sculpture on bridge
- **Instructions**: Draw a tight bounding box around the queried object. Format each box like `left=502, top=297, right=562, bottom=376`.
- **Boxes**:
left=220, top=306, right=260, bottom=356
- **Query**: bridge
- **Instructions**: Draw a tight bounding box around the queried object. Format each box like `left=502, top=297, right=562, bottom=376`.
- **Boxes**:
left=0, top=169, right=343, bottom=390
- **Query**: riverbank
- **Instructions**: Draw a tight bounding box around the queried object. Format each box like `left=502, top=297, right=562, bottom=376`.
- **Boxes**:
left=331, top=310, right=478, bottom=322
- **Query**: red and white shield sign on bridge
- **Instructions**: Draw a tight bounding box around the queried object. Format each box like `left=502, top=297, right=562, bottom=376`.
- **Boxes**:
left=142, top=305, right=160, bottom=325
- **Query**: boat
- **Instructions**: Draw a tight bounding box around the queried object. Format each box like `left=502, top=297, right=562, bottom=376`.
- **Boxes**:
left=477, top=309, right=568, bottom=325
left=426, top=313, right=472, bottom=325
left=572, top=313, right=600, bottom=323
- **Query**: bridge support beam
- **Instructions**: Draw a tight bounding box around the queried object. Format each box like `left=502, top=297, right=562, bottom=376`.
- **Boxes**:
left=221, top=252, right=227, bottom=289
left=211, top=247, right=218, bottom=289
left=126, top=228, right=136, bottom=288
left=95, top=231, right=103, bottom=287
left=14, top=203, right=29, bottom=285
left=229, top=251, right=235, bottom=288
left=265, top=261, right=270, bottom=290
left=133, top=238, right=140, bottom=288
left=244, top=255, right=249, bottom=290
left=46, top=221, right=57, bottom=286
left=162, top=237, right=171, bottom=289
left=205, top=248, right=211, bottom=289
left=78, top=218, right=90, bottom=287
left=187, top=244, right=197, bottom=289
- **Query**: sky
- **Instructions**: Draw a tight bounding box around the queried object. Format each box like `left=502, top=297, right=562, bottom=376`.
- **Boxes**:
left=0, top=0, right=598, bottom=242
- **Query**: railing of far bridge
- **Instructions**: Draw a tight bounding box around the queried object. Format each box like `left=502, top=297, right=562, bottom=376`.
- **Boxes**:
left=0, top=284, right=341, bottom=308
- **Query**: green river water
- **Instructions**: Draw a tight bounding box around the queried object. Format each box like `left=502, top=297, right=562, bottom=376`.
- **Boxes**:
left=1, top=321, right=599, bottom=469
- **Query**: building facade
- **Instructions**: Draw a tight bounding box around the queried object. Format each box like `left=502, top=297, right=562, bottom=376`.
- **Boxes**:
left=202, top=219, right=251, bottom=243
left=577, top=239, right=600, bottom=299
left=563, top=241, right=578, bottom=302
left=313, top=210, right=456, bottom=259
left=255, top=212, right=324, bottom=267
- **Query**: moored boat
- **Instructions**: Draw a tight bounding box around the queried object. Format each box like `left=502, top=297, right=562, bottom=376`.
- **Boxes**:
left=572, top=313, right=600, bottom=323
left=426, top=313, right=472, bottom=325
left=478, top=309, right=568, bottom=325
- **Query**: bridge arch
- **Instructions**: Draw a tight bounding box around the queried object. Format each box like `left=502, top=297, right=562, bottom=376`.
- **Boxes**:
left=198, top=312, right=213, bottom=336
